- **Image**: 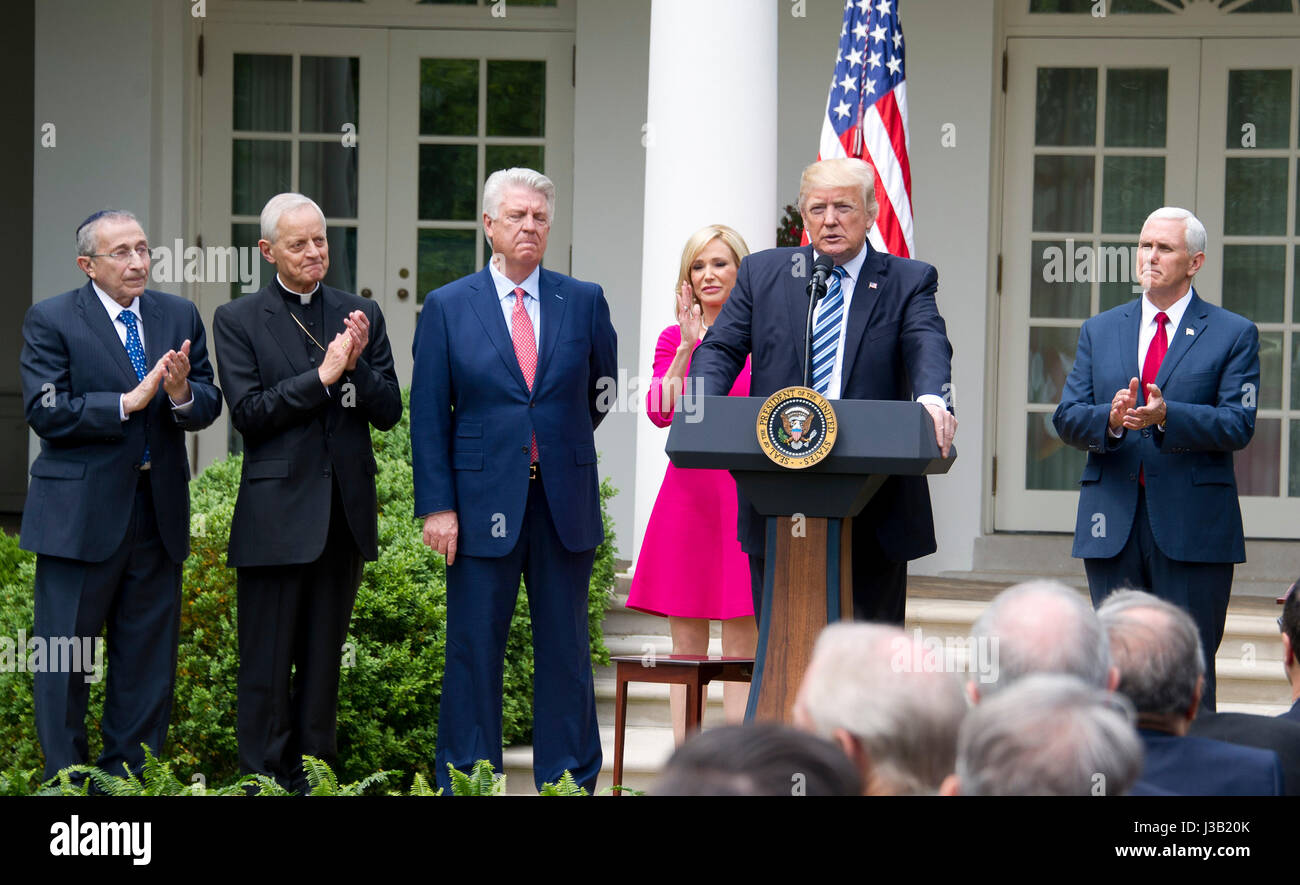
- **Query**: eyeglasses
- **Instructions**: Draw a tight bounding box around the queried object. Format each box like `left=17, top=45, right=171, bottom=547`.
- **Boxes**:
left=89, top=246, right=152, bottom=263
left=1279, top=581, right=1297, bottom=632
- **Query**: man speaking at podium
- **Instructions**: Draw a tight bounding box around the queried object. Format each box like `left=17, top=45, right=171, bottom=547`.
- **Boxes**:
left=690, top=158, right=956, bottom=624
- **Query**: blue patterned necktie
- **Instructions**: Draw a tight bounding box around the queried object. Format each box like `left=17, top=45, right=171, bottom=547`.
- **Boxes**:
left=811, top=265, right=847, bottom=396
left=118, top=309, right=150, bottom=465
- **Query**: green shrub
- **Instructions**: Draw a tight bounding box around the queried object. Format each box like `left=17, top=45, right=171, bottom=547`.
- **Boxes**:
left=0, top=387, right=617, bottom=790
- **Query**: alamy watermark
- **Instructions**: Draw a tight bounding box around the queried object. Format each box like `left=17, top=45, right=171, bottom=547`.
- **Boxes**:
left=595, top=371, right=707, bottom=422
left=148, top=240, right=261, bottom=293
left=890, top=629, right=1000, bottom=684
left=1041, top=238, right=1142, bottom=293
left=0, top=631, right=104, bottom=684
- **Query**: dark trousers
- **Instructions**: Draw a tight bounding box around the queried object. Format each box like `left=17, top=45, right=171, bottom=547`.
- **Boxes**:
left=435, top=470, right=601, bottom=794
left=1083, top=487, right=1232, bottom=713
left=236, top=483, right=362, bottom=790
left=33, top=475, right=182, bottom=780
left=748, top=518, right=908, bottom=625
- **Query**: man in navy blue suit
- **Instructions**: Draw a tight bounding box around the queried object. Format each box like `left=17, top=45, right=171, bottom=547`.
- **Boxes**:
left=690, top=158, right=956, bottom=624
left=1100, top=590, right=1282, bottom=795
left=411, top=168, right=617, bottom=793
left=20, top=210, right=222, bottom=779
left=1054, top=207, right=1260, bottom=712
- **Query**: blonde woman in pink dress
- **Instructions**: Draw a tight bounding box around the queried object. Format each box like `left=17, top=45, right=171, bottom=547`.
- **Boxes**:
left=627, top=224, right=757, bottom=744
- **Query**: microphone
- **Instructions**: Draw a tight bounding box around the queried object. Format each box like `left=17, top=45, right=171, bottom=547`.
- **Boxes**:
left=807, top=253, right=835, bottom=299
left=803, top=253, right=836, bottom=388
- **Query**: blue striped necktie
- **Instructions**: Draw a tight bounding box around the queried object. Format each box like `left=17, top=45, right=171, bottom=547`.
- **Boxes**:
left=811, top=265, right=847, bottom=396
left=118, top=310, right=150, bottom=465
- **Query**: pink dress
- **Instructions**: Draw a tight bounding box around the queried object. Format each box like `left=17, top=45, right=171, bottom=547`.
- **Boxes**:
left=626, top=325, right=754, bottom=620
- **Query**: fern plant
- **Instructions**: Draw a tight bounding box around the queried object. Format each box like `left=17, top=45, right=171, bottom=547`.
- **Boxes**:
left=447, top=760, right=506, bottom=796
left=302, top=755, right=395, bottom=796
left=405, top=771, right=442, bottom=796
left=538, top=770, right=588, bottom=796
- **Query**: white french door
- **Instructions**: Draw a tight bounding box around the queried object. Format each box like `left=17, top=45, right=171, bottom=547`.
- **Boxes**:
left=996, top=37, right=1300, bottom=539
left=383, top=29, right=575, bottom=380
left=197, top=23, right=574, bottom=458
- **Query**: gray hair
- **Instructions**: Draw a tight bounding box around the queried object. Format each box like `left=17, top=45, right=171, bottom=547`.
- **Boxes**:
left=970, top=580, right=1111, bottom=696
left=482, top=167, right=556, bottom=221
left=1098, top=589, right=1204, bottom=716
left=956, top=674, right=1144, bottom=796
left=260, top=193, right=327, bottom=243
left=76, top=210, right=140, bottom=257
left=797, top=623, right=967, bottom=795
left=1144, top=206, right=1207, bottom=256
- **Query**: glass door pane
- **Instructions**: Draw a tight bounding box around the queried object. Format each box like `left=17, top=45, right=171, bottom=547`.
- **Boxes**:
left=1198, top=41, right=1300, bottom=535
left=996, top=39, right=1200, bottom=532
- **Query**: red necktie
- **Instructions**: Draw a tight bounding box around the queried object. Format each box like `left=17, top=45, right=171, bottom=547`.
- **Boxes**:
left=1138, top=311, right=1168, bottom=487
left=511, top=288, right=539, bottom=462
left=1142, top=311, right=1169, bottom=392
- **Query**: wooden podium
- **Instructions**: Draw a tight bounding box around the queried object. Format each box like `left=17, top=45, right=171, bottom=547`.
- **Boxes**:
left=665, top=396, right=955, bottom=722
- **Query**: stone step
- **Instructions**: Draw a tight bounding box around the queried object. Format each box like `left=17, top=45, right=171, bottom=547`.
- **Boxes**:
left=501, top=725, right=674, bottom=795
left=966, top=534, right=1300, bottom=597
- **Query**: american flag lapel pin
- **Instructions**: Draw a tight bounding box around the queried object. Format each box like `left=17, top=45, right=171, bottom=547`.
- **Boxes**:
left=868, top=281, right=878, bottom=289
left=1185, top=328, right=1194, bottom=336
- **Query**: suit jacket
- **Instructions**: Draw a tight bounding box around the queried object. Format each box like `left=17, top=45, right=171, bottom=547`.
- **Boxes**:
left=1053, top=291, right=1259, bottom=562
left=1138, top=728, right=1283, bottom=796
left=212, top=282, right=401, bottom=568
left=410, top=265, right=617, bottom=558
left=1189, top=711, right=1300, bottom=795
left=19, top=283, right=222, bottom=564
left=689, top=243, right=953, bottom=559
left=1280, top=698, right=1300, bottom=724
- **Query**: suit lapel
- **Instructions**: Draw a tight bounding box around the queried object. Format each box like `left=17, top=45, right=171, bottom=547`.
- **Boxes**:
left=840, top=244, right=885, bottom=386
left=784, top=246, right=816, bottom=378
left=1155, top=291, right=1209, bottom=390
left=262, top=285, right=314, bottom=376
left=75, top=282, right=141, bottom=387
left=1117, top=299, right=1141, bottom=382
left=467, top=267, right=531, bottom=393
left=534, top=268, right=567, bottom=392
left=141, top=291, right=167, bottom=372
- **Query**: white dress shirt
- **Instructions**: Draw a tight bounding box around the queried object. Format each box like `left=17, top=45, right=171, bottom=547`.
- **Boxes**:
left=811, top=246, right=948, bottom=412
left=1108, top=287, right=1192, bottom=438
left=489, top=259, right=541, bottom=353
left=93, top=282, right=193, bottom=420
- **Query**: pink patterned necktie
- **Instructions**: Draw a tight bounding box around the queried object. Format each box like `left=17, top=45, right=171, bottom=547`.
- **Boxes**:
left=511, top=287, right=539, bottom=462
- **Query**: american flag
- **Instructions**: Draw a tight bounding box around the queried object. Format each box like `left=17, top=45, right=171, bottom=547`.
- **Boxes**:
left=814, top=0, right=914, bottom=258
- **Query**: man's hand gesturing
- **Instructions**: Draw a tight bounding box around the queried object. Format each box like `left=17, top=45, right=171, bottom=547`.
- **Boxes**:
left=1109, top=377, right=1139, bottom=431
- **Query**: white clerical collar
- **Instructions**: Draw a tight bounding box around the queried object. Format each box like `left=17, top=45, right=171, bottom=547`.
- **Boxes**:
left=488, top=258, right=540, bottom=303
left=278, top=273, right=320, bottom=305
left=92, top=281, right=141, bottom=324
left=812, top=243, right=870, bottom=281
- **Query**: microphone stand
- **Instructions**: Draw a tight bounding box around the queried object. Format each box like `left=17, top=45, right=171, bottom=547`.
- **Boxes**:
left=803, top=271, right=830, bottom=388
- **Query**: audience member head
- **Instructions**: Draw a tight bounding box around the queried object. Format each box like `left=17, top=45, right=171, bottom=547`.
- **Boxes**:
left=652, top=723, right=860, bottom=796
left=940, top=674, right=1143, bottom=796
left=1280, top=577, right=1300, bottom=696
left=968, top=580, right=1115, bottom=702
left=792, top=623, right=967, bottom=795
left=1098, top=589, right=1205, bottom=733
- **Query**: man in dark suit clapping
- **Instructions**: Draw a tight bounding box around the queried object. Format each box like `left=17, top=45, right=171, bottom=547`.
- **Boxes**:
left=213, top=193, right=401, bottom=791
left=21, top=210, right=222, bottom=779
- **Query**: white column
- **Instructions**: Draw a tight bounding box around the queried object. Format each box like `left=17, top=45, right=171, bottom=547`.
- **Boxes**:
left=631, top=0, right=779, bottom=568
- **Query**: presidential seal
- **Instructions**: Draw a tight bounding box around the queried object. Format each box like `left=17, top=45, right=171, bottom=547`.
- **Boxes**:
left=756, top=386, right=837, bottom=469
